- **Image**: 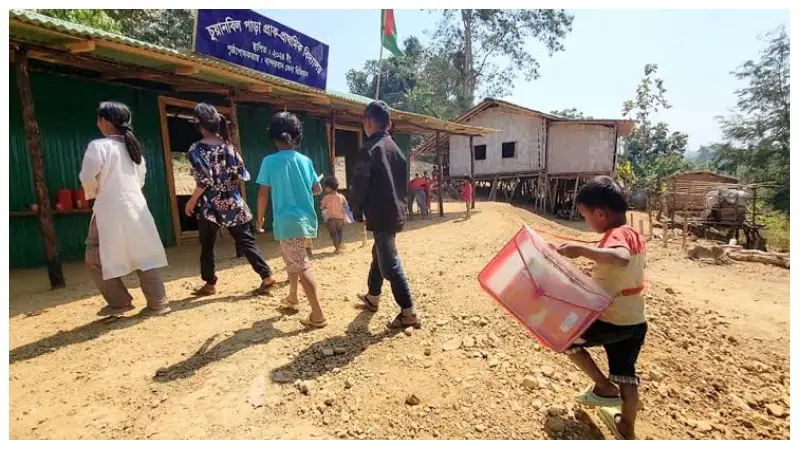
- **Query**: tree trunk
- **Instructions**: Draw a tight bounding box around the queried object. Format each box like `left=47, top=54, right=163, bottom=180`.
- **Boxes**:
left=460, top=10, right=475, bottom=111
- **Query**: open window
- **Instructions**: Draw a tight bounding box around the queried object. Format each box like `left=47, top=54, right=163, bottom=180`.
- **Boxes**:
left=474, top=144, right=487, bottom=161
left=502, top=141, right=516, bottom=159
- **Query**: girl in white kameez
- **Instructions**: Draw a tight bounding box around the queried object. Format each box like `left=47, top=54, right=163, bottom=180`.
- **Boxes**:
left=80, top=101, right=171, bottom=317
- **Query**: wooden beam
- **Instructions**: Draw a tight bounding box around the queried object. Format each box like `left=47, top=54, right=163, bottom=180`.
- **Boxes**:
left=247, top=84, right=272, bottom=94
left=64, top=40, right=95, bottom=54
left=436, top=132, right=444, bottom=218
left=174, top=65, right=199, bottom=76
left=104, top=71, right=164, bottom=80
left=330, top=112, right=337, bottom=175
left=15, top=49, right=65, bottom=289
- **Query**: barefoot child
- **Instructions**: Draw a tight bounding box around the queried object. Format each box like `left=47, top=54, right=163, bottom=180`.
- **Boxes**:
left=556, top=176, right=647, bottom=440
left=256, top=112, right=326, bottom=328
left=320, top=176, right=349, bottom=254
left=462, top=176, right=474, bottom=219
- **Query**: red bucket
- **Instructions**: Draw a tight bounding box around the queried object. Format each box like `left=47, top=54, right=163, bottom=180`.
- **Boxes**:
left=478, top=225, right=611, bottom=352
left=56, top=189, right=74, bottom=210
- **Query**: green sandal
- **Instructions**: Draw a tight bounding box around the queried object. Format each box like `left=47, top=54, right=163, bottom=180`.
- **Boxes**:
left=575, top=385, right=623, bottom=408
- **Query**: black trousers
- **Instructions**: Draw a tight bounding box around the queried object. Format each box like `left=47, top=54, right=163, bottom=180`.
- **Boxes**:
left=198, top=217, right=272, bottom=285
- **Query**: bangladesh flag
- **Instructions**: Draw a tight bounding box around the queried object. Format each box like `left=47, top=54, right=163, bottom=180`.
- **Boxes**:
left=381, top=9, right=404, bottom=58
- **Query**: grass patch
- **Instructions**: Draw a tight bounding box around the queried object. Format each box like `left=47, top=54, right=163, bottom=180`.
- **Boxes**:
left=760, top=209, right=790, bottom=253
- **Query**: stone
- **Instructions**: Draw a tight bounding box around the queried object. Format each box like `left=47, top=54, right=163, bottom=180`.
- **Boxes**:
left=405, top=394, right=421, bottom=406
left=540, top=366, right=555, bottom=378
left=404, top=327, right=414, bottom=336
left=765, top=403, right=787, bottom=418
left=695, top=421, right=713, bottom=433
left=442, top=337, right=463, bottom=352
left=344, top=378, right=354, bottom=389
left=297, top=380, right=315, bottom=395
left=487, top=358, right=499, bottom=368
left=544, top=416, right=567, bottom=433
left=333, top=346, right=347, bottom=355
left=424, top=348, right=432, bottom=356
left=474, top=424, right=487, bottom=432
left=665, top=287, right=676, bottom=295
left=422, top=360, right=434, bottom=369
left=321, top=347, right=335, bottom=357
left=462, top=336, right=476, bottom=348
left=247, top=375, right=266, bottom=408
left=647, top=370, right=665, bottom=382
left=521, top=375, right=539, bottom=390
left=547, top=406, right=567, bottom=417
left=781, top=394, right=790, bottom=407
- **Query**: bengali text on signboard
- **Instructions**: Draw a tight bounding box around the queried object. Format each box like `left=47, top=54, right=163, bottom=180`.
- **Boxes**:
left=194, top=9, right=329, bottom=90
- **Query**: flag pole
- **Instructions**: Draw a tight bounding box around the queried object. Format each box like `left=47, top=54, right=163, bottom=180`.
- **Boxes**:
left=375, top=10, right=384, bottom=100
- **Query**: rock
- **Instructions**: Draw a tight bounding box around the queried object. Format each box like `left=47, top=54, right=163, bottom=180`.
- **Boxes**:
left=405, top=394, right=421, bottom=406
left=540, top=366, right=555, bottom=378
left=404, top=327, right=414, bottom=336
left=766, top=403, right=787, bottom=418
left=532, top=399, right=543, bottom=410
left=665, top=287, right=676, bottom=295
left=474, top=424, right=487, bottom=432
left=424, top=348, right=432, bottom=356
left=422, top=360, right=434, bottom=369
left=782, top=394, right=790, bottom=407
left=510, top=401, right=522, bottom=412
left=344, top=378, right=354, bottom=389
left=479, top=317, right=489, bottom=327
left=521, top=375, right=539, bottom=390
left=727, top=335, right=739, bottom=345
left=487, top=358, right=499, bottom=368
left=336, top=430, right=348, bottom=438
left=647, top=370, right=665, bottom=382
left=547, top=406, right=567, bottom=417
left=435, top=319, right=449, bottom=327
left=247, top=375, right=266, bottom=408
left=333, top=346, right=347, bottom=355
left=729, top=394, right=750, bottom=411
left=695, top=421, right=713, bottom=433
left=442, top=337, right=463, bottom=352
left=321, top=347, right=335, bottom=357
left=462, top=336, right=476, bottom=348
left=544, top=416, right=567, bottom=433
left=297, top=380, right=315, bottom=395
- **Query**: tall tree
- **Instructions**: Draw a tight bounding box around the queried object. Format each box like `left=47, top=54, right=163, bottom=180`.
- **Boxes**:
left=714, top=26, right=790, bottom=212
left=550, top=108, right=590, bottom=119
left=36, top=9, right=121, bottom=33
left=429, top=9, right=573, bottom=111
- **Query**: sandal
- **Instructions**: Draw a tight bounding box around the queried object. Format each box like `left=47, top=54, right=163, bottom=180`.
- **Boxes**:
left=97, top=304, right=135, bottom=317
left=279, top=297, right=300, bottom=311
left=143, top=305, right=173, bottom=316
left=575, top=385, right=623, bottom=408
left=388, top=312, right=422, bottom=329
left=357, top=293, right=380, bottom=312
left=252, top=279, right=277, bottom=296
left=193, top=283, right=216, bottom=297
left=299, top=315, right=327, bottom=329
left=597, top=407, right=627, bottom=440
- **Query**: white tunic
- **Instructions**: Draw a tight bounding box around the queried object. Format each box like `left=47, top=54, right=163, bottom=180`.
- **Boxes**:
left=79, top=137, right=168, bottom=280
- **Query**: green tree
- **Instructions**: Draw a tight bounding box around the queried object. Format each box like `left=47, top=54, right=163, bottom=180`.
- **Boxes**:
left=429, top=9, right=574, bottom=111
left=36, top=9, right=121, bottom=33
left=550, top=108, right=591, bottom=119
left=714, top=27, right=790, bottom=212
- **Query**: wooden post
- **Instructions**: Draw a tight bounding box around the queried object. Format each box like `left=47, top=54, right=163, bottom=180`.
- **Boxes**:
left=469, top=135, right=475, bottom=209
left=16, top=48, right=65, bottom=289
left=228, top=92, right=247, bottom=204
left=751, top=187, right=758, bottom=225
left=638, top=219, right=644, bottom=235
left=330, top=112, right=337, bottom=176
left=569, top=176, right=580, bottom=221
left=436, top=132, right=444, bottom=218
left=682, top=219, right=689, bottom=250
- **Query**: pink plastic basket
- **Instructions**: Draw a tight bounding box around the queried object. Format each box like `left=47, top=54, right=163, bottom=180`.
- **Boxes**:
left=478, top=225, right=612, bottom=352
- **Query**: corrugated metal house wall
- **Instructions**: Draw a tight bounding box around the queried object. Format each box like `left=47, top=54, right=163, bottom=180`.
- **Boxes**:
left=236, top=104, right=333, bottom=232
left=9, top=70, right=175, bottom=267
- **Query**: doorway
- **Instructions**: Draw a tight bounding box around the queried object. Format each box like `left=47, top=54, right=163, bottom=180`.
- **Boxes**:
left=157, top=97, right=235, bottom=242
left=333, top=127, right=361, bottom=197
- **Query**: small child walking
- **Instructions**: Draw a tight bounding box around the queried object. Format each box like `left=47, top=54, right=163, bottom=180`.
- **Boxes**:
left=462, top=176, right=474, bottom=219
left=256, top=112, right=326, bottom=329
left=556, top=176, right=648, bottom=440
left=320, top=175, right=349, bottom=254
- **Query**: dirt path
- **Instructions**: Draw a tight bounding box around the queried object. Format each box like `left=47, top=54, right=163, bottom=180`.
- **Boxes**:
left=9, top=202, right=790, bottom=439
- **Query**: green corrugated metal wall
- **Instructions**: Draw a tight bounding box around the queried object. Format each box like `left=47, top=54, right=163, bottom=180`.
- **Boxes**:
left=237, top=104, right=332, bottom=232
left=9, top=70, right=175, bottom=267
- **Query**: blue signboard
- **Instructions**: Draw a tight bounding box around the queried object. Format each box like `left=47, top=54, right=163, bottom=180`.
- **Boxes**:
left=193, top=9, right=329, bottom=90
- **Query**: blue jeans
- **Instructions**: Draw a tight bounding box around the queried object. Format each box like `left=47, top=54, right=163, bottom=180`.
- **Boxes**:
left=368, top=231, right=413, bottom=309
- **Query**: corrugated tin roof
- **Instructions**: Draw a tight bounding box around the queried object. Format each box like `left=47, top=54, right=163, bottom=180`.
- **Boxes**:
left=9, top=9, right=497, bottom=137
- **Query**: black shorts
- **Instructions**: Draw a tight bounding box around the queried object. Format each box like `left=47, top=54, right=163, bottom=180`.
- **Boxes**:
left=565, top=321, right=648, bottom=385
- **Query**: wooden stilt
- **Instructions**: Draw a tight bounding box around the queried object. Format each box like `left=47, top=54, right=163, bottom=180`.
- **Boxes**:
left=16, top=48, right=65, bottom=289
left=638, top=219, right=644, bottom=235
left=569, top=177, right=580, bottom=221
left=469, top=136, right=475, bottom=209
left=436, top=132, right=444, bottom=218
left=682, top=219, right=689, bottom=250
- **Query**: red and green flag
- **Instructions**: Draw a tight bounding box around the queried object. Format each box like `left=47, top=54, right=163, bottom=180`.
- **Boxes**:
left=381, top=9, right=404, bottom=58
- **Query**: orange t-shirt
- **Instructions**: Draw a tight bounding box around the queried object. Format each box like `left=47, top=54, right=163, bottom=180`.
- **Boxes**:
left=321, top=192, right=348, bottom=220
left=592, top=225, right=647, bottom=326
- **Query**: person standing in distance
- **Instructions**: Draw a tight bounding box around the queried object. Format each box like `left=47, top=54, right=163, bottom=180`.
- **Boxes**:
left=351, top=101, right=420, bottom=329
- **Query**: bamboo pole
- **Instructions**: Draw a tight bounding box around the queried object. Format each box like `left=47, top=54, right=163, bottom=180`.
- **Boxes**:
left=15, top=48, right=65, bottom=288
left=569, top=176, right=580, bottom=221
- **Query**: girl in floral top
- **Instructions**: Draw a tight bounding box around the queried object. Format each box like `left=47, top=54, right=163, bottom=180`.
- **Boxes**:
left=185, top=103, right=275, bottom=296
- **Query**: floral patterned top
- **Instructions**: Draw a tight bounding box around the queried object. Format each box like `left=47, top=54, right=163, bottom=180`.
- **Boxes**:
left=187, top=141, right=252, bottom=227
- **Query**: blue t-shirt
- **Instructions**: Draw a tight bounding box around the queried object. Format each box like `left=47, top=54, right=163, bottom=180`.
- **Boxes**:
left=256, top=150, right=319, bottom=241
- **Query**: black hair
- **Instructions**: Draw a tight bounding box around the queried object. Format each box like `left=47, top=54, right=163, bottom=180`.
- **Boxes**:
left=322, top=175, right=339, bottom=190
left=364, top=100, right=391, bottom=129
left=465, top=175, right=472, bottom=183
left=194, top=103, right=231, bottom=143
left=268, top=111, right=303, bottom=145
left=97, top=101, right=143, bottom=165
left=575, top=176, right=628, bottom=215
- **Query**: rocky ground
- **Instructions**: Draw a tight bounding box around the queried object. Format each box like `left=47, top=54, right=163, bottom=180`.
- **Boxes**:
left=8, top=202, right=790, bottom=439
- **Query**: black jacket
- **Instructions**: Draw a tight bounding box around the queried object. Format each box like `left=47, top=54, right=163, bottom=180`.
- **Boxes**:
left=351, top=131, right=408, bottom=233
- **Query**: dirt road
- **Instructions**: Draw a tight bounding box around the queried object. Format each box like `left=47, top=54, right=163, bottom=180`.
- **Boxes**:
left=8, top=202, right=790, bottom=439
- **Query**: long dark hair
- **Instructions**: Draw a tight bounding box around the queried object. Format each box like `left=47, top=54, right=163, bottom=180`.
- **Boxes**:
left=194, top=103, right=231, bottom=143
left=97, top=101, right=143, bottom=165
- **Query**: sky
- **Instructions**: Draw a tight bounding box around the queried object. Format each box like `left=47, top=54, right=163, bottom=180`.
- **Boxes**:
left=258, top=9, right=789, bottom=152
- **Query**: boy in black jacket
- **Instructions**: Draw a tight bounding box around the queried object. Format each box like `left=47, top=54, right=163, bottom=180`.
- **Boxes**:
left=351, top=101, right=420, bottom=329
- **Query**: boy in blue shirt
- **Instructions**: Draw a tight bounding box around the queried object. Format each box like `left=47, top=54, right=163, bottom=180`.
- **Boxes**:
left=256, top=112, right=326, bottom=328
